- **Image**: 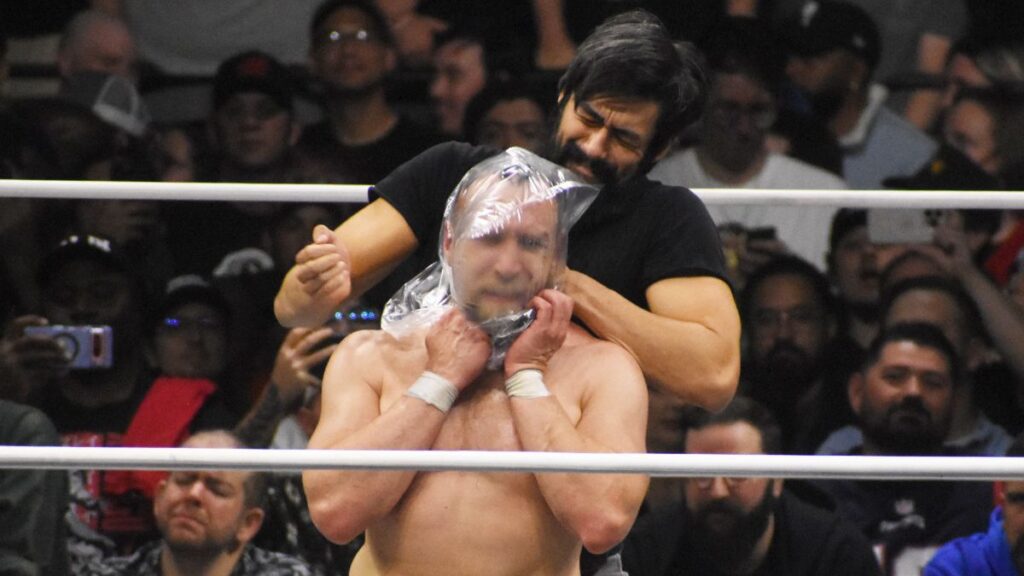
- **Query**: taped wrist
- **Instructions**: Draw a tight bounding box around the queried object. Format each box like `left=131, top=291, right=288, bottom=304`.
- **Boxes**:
left=505, top=369, right=550, bottom=398
left=405, top=371, right=459, bottom=413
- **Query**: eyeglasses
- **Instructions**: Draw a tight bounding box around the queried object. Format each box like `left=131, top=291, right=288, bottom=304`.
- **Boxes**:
left=707, top=101, right=777, bottom=130
left=314, top=28, right=380, bottom=49
left=691, top=476, right=750, bottom=490
left=159, top=316, right=226, bottom=333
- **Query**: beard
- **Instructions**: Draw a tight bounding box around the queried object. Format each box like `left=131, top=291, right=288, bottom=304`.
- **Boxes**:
left=860, top=396, right=946, bottom=455
left=686, top=482, right=778, bottom=573
left=749, top=340, right=822, bottom=412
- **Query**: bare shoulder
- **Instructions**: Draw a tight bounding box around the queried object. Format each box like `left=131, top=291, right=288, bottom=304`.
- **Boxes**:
left=325, top=329, right=425, bottom=389
left=552, top=325, right=644, bottom=387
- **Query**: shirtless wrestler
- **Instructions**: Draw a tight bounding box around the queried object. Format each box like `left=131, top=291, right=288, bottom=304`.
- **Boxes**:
left=303, top=155, right=648, bottom=576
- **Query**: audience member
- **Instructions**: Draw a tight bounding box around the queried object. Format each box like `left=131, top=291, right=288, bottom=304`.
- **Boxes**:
left=299, top=0, right=441, bottom=184
left=145, top=276, right=239, bottom=423
left=943, top=92, right=1024, bottom=182
left=76, top=430, right=314, bottom=575
left=56, top=9, right=138, bottom=83
left=430, top=30, right=489, bottom=137
left=783, top=0, right=938, bottom=188
left=817, top=323, right=993, bottom=574
left=941, top=40, right=1024, bottom=124
left=827, top=209, right=884, bottom=349
left=651, top=17, right=845, bottom=274
left=739, top=255, right=858, bottom=452
left=774, top=0, right=969, bottom=131
left=821, top=275, right=1015, bottom=455
left=202, top=51, right=302, bottom=183
left=0, top=358, right=69, bottom=576
left=623, top=396, right=881, bottom=576
left=462, top=81, right=550, bottom=154
left=0, top=402, right=69, bottom=576
left=0, top=235, right=231, bottom=555
left=161, top=50, right=315, bottom=278
left=924, top=432, right=1024, bottom=576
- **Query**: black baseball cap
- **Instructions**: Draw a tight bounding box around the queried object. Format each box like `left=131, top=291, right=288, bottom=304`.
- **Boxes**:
left=883, top=144, right=999, bottom=191
left=38, top=234, right=130, bottom=286
left=213, top=51, right=294, bottom=110
left=786, top=1, right=881, bottom=70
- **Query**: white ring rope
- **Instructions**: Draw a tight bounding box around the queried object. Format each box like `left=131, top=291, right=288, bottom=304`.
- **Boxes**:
left=0, top=446, right=1022, bottom=481
left=0, top=180, right=370, bottom=203
left=2, top=179, right=1023, bottom=208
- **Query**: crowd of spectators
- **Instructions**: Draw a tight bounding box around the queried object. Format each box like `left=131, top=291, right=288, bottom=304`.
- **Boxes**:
left=2, top=0, right=1024, bottom=574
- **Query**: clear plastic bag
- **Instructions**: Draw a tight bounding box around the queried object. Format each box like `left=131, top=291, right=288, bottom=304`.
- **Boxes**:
left=381, top=147, right=598, bottom=366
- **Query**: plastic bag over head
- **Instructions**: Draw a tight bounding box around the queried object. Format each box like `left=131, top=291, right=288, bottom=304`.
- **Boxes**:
left=381, top=147, right=599, bottom=361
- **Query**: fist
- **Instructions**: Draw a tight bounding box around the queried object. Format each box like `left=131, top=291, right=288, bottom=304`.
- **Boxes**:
left=425, top=308, right=491, bottom=390
left=294, top=225, right=352, bottom=302
left=505, top=289, right=572, bottom=378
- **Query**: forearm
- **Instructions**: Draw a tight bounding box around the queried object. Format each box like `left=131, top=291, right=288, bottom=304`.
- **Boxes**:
left=234, top=385, right=297, bottom=448
left=567, top=272, right=740, bottom=411
left=958, top=266, right=1024, bottom=378
left=304, top=396, right=447, bottom=543
left=509, top=396, right=647, bottom=554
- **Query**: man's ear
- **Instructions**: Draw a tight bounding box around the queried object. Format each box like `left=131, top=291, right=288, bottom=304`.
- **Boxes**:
left=441, top=222, right=454, bottom=256
left=236, top=507, right=265, bottom=544
left=848, top=371, right=864, bottom=416
left=288, top=119, right=301, bottom=147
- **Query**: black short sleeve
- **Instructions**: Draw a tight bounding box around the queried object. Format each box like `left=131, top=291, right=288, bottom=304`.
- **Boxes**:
left=363, top=142, right=498, bottom=308
left=371, top=141, right=499, bottom=248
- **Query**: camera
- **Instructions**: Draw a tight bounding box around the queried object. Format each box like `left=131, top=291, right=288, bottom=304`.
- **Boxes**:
left=24, top=325, right=114, bottom=369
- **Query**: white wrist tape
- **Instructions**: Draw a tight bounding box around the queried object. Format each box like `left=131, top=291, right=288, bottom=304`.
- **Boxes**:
left=405, top=371, right=459, bottom=413
left=505, top=369, right=550, bottom=399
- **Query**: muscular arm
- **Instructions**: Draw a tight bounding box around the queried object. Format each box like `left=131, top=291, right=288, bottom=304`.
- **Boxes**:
left=275, top=199, right=418, bottom=327
left=303, top=335, right=448, bottom=544
left=503, top=291, right=648, bottom=554
left=304, top=311, right=491, bottom=544
left=510, top=346, right=648, bottom=554
left=565, top=271, right=741, bottom=411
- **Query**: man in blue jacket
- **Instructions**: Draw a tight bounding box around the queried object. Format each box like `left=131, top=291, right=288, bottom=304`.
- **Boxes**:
left=925, top=433, right=1024, bottom=575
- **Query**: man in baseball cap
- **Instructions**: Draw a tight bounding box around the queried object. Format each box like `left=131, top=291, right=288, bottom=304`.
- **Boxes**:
left=784, top=0, right=937, bottom=189
left=207, top=50, right=301, bottom=182
left=786, top=0, right=880, bottom=71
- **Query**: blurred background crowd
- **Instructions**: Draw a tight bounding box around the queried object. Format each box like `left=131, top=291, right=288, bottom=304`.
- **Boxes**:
left=2, top=0, right=1024, bottom=574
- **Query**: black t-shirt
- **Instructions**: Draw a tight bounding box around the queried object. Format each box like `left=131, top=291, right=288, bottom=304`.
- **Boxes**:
left=369, top=141, right=727, bottom=309
left=622, top=490, right=882, bottom=576
left=298, top=116, right=444, bottom=185
left=816, top=458, right=992, bottom=574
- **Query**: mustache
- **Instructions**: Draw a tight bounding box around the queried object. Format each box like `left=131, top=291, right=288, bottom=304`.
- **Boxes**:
left=886, top=396, right=932, bottom=422
left=558, top=140, right=618, bottom=185
left=696, top=499, right=746, bottom=525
